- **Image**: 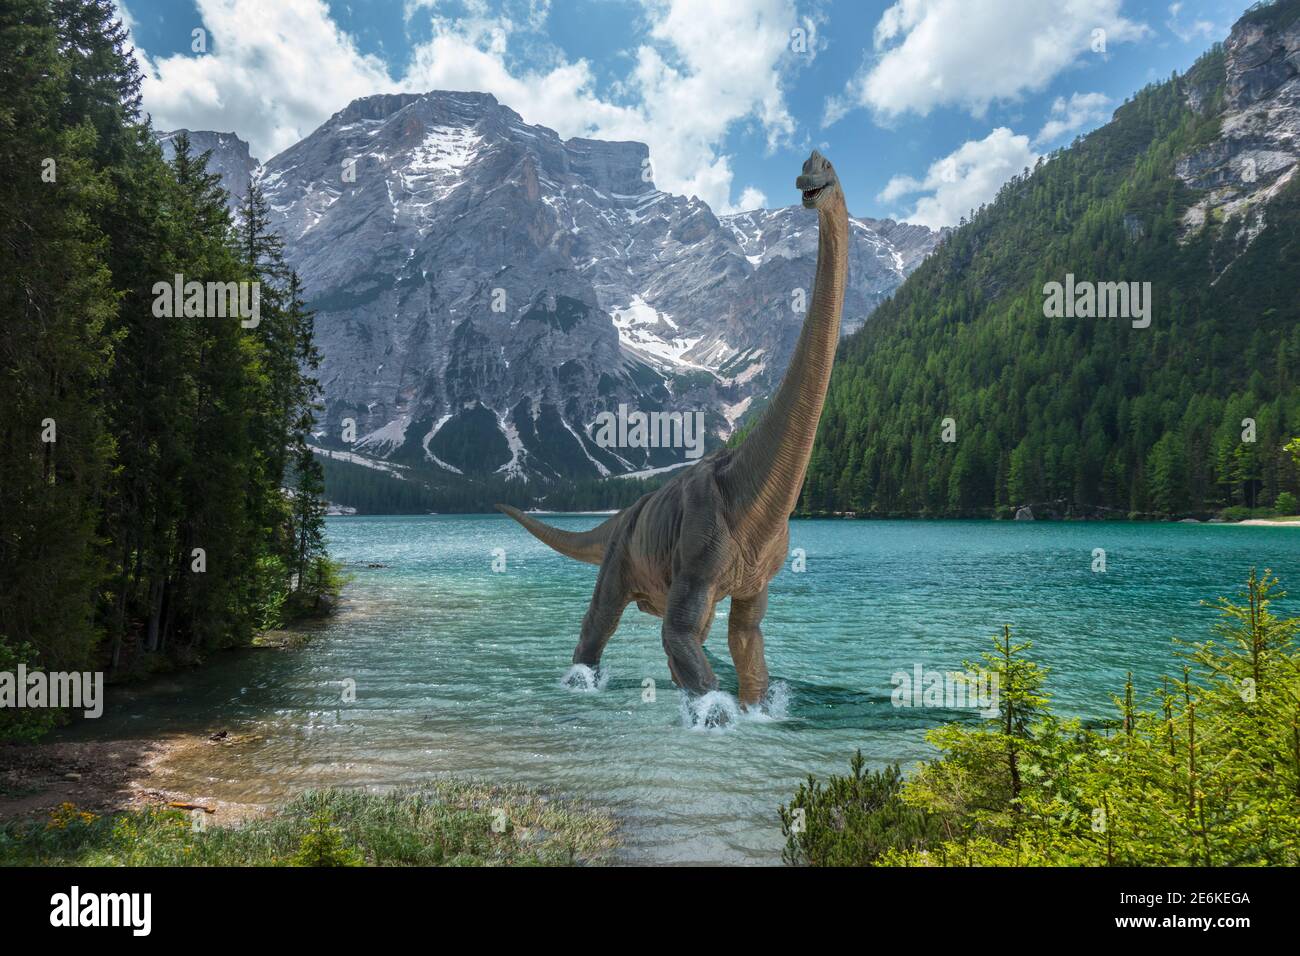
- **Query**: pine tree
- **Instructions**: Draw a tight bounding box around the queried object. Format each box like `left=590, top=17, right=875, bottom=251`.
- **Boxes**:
left=0, top=0, right=116, bottom=682
left=2, top=0, right=337, bottom=735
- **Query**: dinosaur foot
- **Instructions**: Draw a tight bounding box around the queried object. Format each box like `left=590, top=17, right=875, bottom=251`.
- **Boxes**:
left=560, top=663, right=609, bottom=692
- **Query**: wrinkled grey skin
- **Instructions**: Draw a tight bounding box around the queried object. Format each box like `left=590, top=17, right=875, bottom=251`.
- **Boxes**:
left=499, top=151, right=848, bottom=706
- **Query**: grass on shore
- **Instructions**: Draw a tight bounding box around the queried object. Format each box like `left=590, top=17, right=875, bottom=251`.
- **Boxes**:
left=0, top=782, right=618, bottom=866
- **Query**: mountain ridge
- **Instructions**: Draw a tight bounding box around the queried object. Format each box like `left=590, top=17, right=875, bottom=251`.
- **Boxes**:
left=158, top=91, right=940, bottom=494
left=803, top=0, right=1300, bottom=519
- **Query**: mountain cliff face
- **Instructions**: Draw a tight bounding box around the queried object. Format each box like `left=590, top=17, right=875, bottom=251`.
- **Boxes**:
left=804, top=0, right=1300, bottom=519
left=157, top=129, right=259, bottom=206
left=1177, top=5, right=1299, bottom=251
left=163, top=92, right=938, bottom=484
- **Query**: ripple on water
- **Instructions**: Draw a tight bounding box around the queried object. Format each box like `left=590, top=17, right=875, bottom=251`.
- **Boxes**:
left=64, top=516, right=1300, bottom=864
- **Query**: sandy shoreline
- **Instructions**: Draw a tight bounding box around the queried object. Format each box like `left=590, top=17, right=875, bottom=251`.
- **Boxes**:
left=0, top=627, right=329, bottom=829
left=1227, top=518, right=1300, bottom=526
left=0, top=734, right=268, bottom=827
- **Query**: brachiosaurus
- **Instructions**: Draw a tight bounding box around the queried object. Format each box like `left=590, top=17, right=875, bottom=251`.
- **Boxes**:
left=498, top=150, right=847, bottom=706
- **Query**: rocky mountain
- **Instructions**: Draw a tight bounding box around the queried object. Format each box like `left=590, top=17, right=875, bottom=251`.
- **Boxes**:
left=802, top=0, right=1300, bottom=519
left=157, top=129, right=259, bottom=206
left=160, top=93, right=938, bottom=485
left=1176, top=3, right=1299, bottom=270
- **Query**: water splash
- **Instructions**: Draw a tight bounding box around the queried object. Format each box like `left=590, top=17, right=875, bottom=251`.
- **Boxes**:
left=746, top=681, right=792, bottom=722
left=680, top=690, right=741, bottom=731
left=678, top=682, right=793, bottom=731
left=560, top=663, right=609, bottom=692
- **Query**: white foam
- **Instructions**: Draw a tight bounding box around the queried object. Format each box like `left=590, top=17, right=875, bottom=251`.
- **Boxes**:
left=678, top=681, right=791, bottom=730
left=744, top=681, right=792, bottom=722
left=561, top=664, right=609, bottom=692
left=679, top=689, right=740, bottom=730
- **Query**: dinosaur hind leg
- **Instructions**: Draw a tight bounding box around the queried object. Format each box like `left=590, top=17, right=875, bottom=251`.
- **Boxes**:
left=572, top=554, right=627, bottom=667
left=728, top=587, right=770, bottom=708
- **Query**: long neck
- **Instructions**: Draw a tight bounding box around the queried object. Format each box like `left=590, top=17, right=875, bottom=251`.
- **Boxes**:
left=726, top=198, right=848, bottom=535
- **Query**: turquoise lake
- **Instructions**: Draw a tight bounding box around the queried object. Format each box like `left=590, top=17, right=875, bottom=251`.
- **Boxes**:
left=80, top=516, right=1300, bottom=864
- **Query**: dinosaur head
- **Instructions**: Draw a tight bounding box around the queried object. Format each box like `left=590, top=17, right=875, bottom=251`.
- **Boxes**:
left=797, top=150, right=841, bottom=210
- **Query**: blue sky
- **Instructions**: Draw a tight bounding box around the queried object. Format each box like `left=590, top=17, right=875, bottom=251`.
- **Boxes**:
left=118, top=0, right=1258, bottom=224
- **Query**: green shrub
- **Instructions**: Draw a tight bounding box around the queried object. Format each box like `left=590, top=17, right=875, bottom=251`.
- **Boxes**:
left=780, top=756, right=945, bottom=866
left=252, top=554, right=291, bottom=632
left=289, top=811, right=363, bottom=867
left=1220, top=505, right=1279, bottom=521
left=1275, top=491, right=1298, bottom=515
left=787, top=570, right=1300, bottom=866
left=285, top=558, right=348, bottom=619
left=0, top=640, right=61, bottom=742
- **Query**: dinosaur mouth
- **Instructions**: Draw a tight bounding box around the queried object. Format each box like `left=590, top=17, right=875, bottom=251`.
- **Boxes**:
left=801, top=185, right=826, bottom=203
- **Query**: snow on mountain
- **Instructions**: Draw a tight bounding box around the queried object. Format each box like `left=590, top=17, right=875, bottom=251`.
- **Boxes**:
left=161, top=91, right=941, bottom=481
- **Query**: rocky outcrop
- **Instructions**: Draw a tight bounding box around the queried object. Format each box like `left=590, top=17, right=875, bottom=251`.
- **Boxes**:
left=1177, top=5, right=1300, bottom=261
left=1225, top=11, right=1300, bottom=109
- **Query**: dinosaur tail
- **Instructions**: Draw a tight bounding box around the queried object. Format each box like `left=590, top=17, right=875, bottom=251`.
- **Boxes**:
left=494, top=504, right=613, bottom=565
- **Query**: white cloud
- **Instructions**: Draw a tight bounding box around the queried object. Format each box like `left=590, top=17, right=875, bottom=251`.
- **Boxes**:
left=825, top=0, right=1149, bottom=125
left=403, top=0, right=805, bottom=211
left=1166, top=2, right=1216, bottom=43
left=115, top=0, right=136, bottom=33
left=821, top=93, right=852, bottom=129
left=132, top=0, right=395, bottom=158
left=1034, top=91, right=1112, bottom=145
left=121, top=0, right=808, bottom=214
left=878, top=127, right=1039, bottom=228
left=736, top=186, right=769, bottom=211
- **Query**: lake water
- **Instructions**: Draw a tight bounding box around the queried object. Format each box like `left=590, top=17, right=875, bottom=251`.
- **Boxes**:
left=74, top=516, right=1300, bottom=864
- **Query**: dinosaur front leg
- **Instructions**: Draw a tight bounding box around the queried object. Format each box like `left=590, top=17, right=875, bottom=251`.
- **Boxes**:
left=661, top=575, right=720, bottom=695
left=728, top=587, right=770, bottom=707
left=573, top=554, right=627, bottom=667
